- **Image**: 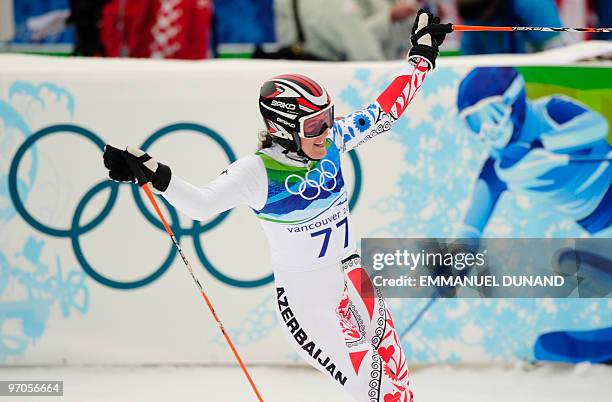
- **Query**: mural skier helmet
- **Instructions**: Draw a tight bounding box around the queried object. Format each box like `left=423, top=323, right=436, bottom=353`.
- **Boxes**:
left=259, top=74, right=334, bottom=153
left=457, top=67, right=527, bottom=150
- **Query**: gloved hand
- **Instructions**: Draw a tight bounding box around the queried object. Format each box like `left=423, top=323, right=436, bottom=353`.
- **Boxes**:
left=408, top=9, right=452, bottom=69
left=103, top=145, right=172, bottom=192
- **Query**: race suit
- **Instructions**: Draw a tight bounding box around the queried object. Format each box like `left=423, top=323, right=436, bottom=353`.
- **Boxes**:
left=161, top=57, right=430, bottom=402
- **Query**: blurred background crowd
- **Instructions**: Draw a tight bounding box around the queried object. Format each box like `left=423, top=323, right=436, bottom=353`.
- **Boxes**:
left=0, top=0, right=611, bottom=60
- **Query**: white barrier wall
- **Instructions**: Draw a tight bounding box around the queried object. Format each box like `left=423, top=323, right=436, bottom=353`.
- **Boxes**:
left=1, top=42, right=611, bottom=365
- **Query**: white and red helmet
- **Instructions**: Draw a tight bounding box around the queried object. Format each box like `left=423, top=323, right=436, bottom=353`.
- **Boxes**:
left=259, top=74, right=334, bottom=152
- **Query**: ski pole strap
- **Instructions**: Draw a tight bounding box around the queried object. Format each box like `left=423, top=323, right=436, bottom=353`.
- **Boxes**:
left=122, top=151, right=148, bottom=185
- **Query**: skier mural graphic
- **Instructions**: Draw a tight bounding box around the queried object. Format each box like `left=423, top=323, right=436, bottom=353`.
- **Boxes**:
left=456, top=67, right=612, bottom=239
left=456, top=66, right=612, bottom=363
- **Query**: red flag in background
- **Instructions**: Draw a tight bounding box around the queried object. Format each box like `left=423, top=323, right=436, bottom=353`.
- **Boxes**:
left=150, top=0, right=213, bottom=59
left=100, top=0, right=212, bottom=59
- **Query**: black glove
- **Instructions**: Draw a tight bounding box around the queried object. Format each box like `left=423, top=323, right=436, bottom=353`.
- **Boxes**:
left=408, top=9, right=452, bottom=69
left=103, top=145, right=172, bottom=192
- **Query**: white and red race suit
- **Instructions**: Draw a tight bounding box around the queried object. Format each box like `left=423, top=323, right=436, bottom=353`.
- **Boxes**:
left=162, top=57, right=430, bottom=402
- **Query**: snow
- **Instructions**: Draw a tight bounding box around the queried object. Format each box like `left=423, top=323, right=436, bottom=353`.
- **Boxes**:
left=1, top=363, right=611, bottom=401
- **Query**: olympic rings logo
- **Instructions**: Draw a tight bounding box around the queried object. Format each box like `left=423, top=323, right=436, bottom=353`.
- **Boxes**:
left=285, top=159, right=339, bottom=200
left=8, top=123, right=363, bottom=290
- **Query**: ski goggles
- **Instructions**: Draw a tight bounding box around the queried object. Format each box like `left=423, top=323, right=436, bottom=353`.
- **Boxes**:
left=461, top=100, right=512, bottom=139
left=459, top=75, right=524, bottom=138
left=299, top=104, right=334, bottom=138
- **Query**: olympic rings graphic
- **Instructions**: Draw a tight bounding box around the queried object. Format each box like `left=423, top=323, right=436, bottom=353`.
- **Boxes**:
left=285, top=159, right=339, bottom=200
left=8, top=123, right=362, bottom=290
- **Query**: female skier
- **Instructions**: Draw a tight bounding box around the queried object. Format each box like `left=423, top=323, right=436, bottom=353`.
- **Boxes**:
left=103, top=10, right=447, bottom=402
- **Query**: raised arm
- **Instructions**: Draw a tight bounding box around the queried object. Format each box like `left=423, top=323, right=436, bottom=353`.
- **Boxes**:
left=331, top=58, right=429, bottom=152
left=331, top=10, right=451, bottom=152
left=103, top=146, right=267, bottom=222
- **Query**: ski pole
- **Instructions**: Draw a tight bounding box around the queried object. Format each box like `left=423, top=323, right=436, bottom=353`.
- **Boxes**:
left=400, top=292, right=438, bottom=340
left=124, top=157, right=264, bottom=402
left=452, top=24, right=612, bottom=34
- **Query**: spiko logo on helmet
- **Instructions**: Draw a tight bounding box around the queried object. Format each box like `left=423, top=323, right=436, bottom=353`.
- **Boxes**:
left=259, top=74, right=334, bottom=153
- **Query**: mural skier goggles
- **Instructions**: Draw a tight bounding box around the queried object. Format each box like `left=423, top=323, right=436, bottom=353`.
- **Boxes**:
left=459, top=75, right=524, bottom=143
left=462, top=100, right=512, bottom=140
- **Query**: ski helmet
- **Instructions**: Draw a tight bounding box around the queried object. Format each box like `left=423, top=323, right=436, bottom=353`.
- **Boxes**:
left=259, top=74, right=334, bottom=152
left=457, top=67, right=527, bottom=150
